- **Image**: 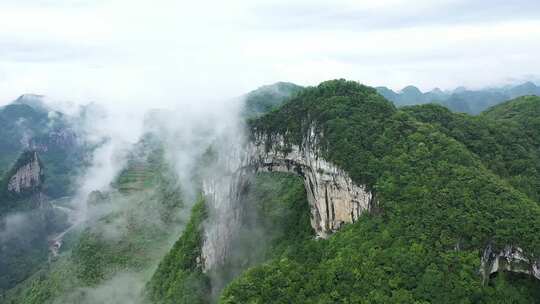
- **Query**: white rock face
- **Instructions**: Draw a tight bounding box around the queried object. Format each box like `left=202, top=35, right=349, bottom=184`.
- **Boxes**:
left=7, top=152, right=43, bottom=193
left=200, top=139, right=250, bottom=271
left=201, top=125, right=375, bottom=271
left=244, top=126, right=375, bottom=238
left=481, top=245, right=540, bottom=281
left=200, top=170, right=245, bottom=271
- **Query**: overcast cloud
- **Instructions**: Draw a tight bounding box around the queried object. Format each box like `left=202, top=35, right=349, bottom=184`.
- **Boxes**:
left=0, top=0, right=539, bottom=107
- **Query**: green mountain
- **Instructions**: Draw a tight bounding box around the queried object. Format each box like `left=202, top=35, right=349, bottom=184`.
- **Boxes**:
left=402, top=95, right=540, bottom=203
left=242, top=82, right=303, bottom=118
left=3, top=81, right=540, bottom=303
left=3, top=135, right=186, bottom=303
left=0, top=150, right=73, bottom=295
left=152, top=80, right=540, bottom=303
left=0, top=95, right=96, bottom=295
left=217, top=80, right=540, bottom=303
left=377, top=82, right=540, bottom=114
left=145, top=172, right=313, bottom=304
left=0, top=95, right=87, bottom=200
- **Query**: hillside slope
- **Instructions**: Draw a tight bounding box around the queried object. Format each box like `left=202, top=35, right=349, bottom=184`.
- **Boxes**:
left=403, top=96, right=540, bottom=203
left=0, top=96, right=93, bottom=294
left=0, top=96, right=87, bottom=199
left=220, top=80, right=540, bottom=303
left=482, top=95, right=540, bottom=144
left=242, top=82, right=303, bottom=118
left=5, top=81, right=540, bottom=303
left=146, top=172, right=313, bottom=304
left=3, top=136, right=186, bottom=304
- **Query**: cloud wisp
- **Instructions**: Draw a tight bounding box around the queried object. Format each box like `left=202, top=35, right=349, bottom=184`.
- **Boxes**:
left=0, top=0, right=539, bottom=105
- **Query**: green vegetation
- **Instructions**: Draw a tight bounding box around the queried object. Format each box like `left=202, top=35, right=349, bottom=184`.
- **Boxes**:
left=251, top=79, right=396, bottom=188
left=403, top=96, right=540, bottom=203
left=0, top=99, right=92, bottom=297
left=146, top=197, right=210, bottom=304
left=238, top=173, right=314, bottom=261
left=0, top=101, right=87, bottom=200
left=221, top=80, right=540, bottom=303
left=211, top=173, right=314, bottom=295
left=242, top=82, right=303, bottom=118
left=4, top=81, right=540, bottom=303
left=0, top=104, right=49, bottom=170
left=146, top=172, right=314, bottom=303
left=482, top=95, right=540, bottom=145
left=0, top=151, right=44, bottom=213
left=3, top=137, right=185, bottom=303
left=0, top=151, right=60, bottom=295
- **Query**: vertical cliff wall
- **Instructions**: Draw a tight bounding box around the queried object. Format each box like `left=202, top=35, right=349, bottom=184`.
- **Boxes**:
left=201, top=125, right=376, bottom=272
left=200, top=143, right=249, bottom=272
left=6, top=151, right=43, bottom=194
left=244, top=126, right=375, bottom=238
left=200, top=126, right=540, bottom=284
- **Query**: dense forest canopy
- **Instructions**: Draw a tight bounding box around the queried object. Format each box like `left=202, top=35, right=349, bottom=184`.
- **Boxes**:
left=223, top=80, right=540, bottom=303
left=2, top=80, right=540, bottom=304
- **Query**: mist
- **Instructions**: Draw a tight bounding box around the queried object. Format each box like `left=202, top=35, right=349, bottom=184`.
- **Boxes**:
left=1, top=0, right=540, bottom=105
left=36, top=88, right=247, bottom=303
left=0, top=0, right=539, bottom=303
left=0, top=76, right=250, bottom=302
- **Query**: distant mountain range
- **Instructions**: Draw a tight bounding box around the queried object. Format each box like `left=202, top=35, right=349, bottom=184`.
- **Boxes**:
left=376, top=81, right=540, bottom=114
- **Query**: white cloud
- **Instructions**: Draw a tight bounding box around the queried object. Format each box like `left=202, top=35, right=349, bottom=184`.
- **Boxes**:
left=0, top=0, right=538, bottom=105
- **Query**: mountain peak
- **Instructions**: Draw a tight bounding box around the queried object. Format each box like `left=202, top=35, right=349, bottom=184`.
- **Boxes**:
left=430, top=88, right=444, bottom=94
left=401, top=85, right=422, bottom=95
left=513, top=81, right=537, bottom=90
left=13, top=94, right=48, bottom=112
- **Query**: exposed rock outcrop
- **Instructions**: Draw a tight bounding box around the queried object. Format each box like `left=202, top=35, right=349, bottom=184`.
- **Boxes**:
left=243, top=125, right=375, bottom=238
left=201, top=125, right=375, bottom=271
left=7, top=151, right=43, bottom=194
left=481, top=244, right=540, bottom=282
left=201, top=144, right=248, bottom=272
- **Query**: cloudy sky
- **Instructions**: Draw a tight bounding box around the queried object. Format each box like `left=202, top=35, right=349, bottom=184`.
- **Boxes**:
left=0, top=0, right=539, bottom=106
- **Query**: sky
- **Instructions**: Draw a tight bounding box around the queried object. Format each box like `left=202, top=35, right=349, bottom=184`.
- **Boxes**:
left=0, top=0, right=539, bottom=107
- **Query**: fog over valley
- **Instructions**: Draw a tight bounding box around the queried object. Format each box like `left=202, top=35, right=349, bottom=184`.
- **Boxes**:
left=1, top=1, right=540, bottom=303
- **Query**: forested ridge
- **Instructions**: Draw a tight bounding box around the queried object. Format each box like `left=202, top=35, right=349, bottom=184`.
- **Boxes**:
left=3, top=80, right=540, bottom=303
left=146, top=80, right=540, bottom=303
left=221, top=80, right=540, bottom=303
left=403, top=96, right=540, bottom=203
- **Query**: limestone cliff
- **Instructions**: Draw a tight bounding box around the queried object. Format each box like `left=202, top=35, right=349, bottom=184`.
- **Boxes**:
left=481, top=244, right=540, bottom=282
left=201, top=125, right=375, bottom=271
left=244, top=125, right=375, bottom=238
left=200, top=142, right=248, bottom=271
left=6, top=151, right=43, bottom=194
